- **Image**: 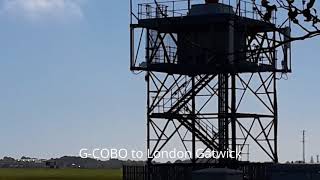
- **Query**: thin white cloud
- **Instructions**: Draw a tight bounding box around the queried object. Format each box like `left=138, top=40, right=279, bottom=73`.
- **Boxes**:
left=1, top=0, right=85, bottom=21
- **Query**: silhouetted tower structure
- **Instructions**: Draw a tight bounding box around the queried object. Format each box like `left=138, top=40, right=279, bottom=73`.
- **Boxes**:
left=130, top=0, right=291, bottom=164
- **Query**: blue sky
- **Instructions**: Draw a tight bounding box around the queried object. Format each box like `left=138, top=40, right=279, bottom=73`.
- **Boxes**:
left=0, top=0, right=319, bottom=163
left=0, top=0, right=146, bottom=159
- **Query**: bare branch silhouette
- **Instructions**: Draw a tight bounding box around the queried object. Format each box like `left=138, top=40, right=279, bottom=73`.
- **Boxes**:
left=252, top=0, right=320, bottom=44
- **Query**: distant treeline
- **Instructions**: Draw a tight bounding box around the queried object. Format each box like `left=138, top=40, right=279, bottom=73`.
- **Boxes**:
left=0, top=156, right=145, bottom=169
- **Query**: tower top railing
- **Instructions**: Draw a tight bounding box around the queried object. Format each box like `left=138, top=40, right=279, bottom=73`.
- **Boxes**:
left=131, top=0, right=276, bottom=24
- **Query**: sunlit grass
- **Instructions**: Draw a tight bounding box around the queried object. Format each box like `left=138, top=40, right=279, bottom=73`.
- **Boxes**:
left=0, top=168, right=122, bottom=180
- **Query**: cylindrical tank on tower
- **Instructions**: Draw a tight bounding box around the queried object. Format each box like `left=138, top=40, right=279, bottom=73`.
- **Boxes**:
left=177, top=2, right=246, bottom=66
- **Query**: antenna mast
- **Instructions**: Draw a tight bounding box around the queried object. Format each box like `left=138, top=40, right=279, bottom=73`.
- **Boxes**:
left=302, top=130, right=306, bottom=163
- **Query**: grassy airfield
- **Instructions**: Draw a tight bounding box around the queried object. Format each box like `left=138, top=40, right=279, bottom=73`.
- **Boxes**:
left=0, top=168, right=122, bottom=180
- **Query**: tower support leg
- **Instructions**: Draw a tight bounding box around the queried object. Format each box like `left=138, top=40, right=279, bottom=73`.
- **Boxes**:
left=218, top=73, right=229, bottom=164
left=231, top=73, right=237, bottom=164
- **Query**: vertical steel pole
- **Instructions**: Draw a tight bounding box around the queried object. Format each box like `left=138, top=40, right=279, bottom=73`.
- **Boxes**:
left=303, top=130, right=306, bottom=163
left=273, top=72, right=279, bottom=163
left=147, top=73, right=151, bottom=165
left=224, top=74, right=229, bottom=152
left=231, top=74, right=237, bottom=158
left=192, top=76, right=196, bottom=164
left=273, top=28, right=279, bottom=163
left=218, top=73, right=229, bottom=164
left=218, top=74, right=223, bottom=154
left=146, top=72, right=152, bottom=180
left=146, top=27, right=151, bottom=180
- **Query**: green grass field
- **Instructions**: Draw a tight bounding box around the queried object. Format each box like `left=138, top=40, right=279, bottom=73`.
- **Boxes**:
left=0, top=169, right=122, bottom=180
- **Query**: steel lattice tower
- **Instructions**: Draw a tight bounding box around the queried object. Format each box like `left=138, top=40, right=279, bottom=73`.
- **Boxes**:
left=130, top=0, right=292, bottom=165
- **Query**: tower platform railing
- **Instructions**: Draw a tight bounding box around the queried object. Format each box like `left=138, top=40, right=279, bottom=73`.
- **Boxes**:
left=133, top=0, right=276, bottom=23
